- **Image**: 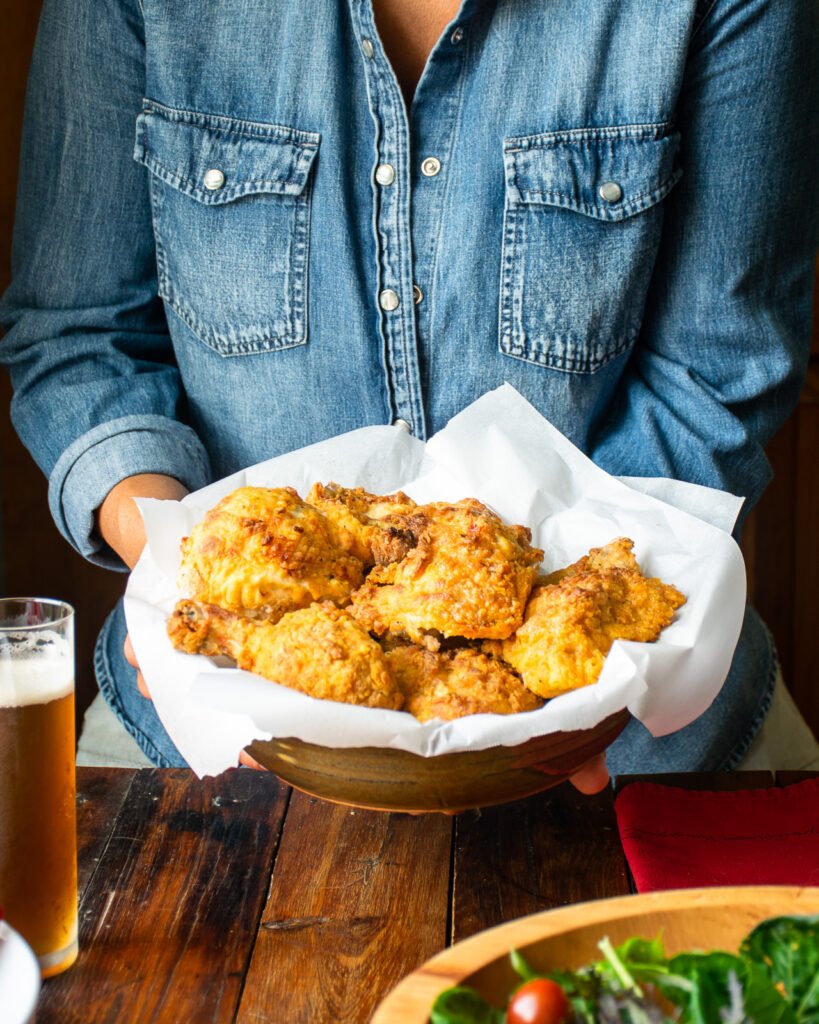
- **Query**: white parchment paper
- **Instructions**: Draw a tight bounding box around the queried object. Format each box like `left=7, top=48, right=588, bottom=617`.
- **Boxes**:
left=124, top=385, right=747, bottom=777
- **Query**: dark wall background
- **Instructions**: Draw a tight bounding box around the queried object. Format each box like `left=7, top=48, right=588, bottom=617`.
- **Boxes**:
left=2, top=1, right=818, bottom=742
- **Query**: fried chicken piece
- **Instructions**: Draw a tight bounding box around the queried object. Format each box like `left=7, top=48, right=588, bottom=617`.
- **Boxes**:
left=384, top=644, right=543, bottom=721
left=305, top=481, right=418, bottom=566
left=491, top=567, right=686, bottom=698
left=350, top=498, right=543, bottom=642
left=540, top=536, right=640, bottom=585
left=168, top=599, right=403, bottom=710
left=178, top=486, right=364, bottom=621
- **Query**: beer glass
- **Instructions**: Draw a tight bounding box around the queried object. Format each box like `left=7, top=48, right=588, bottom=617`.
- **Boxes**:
left=0, top=598, right=78, bottom=978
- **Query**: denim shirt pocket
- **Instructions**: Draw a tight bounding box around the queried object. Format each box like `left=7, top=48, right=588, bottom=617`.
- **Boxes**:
left=499, top=123, right=681, bottom=373
left=134, top=100, right=320, bottom=356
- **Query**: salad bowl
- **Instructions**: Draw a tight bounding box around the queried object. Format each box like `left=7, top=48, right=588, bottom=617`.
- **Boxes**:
left=370, top=885, right=819, bottom=1021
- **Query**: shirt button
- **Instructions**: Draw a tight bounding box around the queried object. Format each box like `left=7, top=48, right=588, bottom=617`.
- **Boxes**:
left=450, top=26, right=464, bottom=44
left=598, top=181, right=623, bottom=203
left=393, top=418, right=412, bottom=432
left=375, top=163, right=396, bottom=186
left=361, top=37, right=375, bottom=58
left=203, top=168, right=226, bottom=191
left=412, top=284, right=423, bottom=305
left=379, top=289, right=400, bottom=311
left=421, top=156, right=441, bottom=177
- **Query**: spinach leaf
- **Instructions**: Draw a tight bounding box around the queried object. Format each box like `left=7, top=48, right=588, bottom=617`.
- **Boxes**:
left=662, top=951, right=794, bottom=1024
left=741, top=916, right=819, bottom=1022
left=429, top=985, right=505, bottom=1024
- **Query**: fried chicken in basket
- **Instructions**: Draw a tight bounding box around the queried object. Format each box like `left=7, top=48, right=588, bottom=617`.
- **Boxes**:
left=489, top=541, right=686, bottom=698
left=305, top=482, right=418, bottom=566
left=178, top=486, right=364, bottom=621
left=169, top=484, right=687, bottom=720
left=540, top=535, right=640, bottom=585
left=168, top=599, right=403, bottom=710
left=384, top=644, right=543, bottom=721
left=350, top=498, right=543, bottom=642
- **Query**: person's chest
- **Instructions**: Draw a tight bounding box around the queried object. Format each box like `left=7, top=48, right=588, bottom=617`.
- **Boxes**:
left=137, top=0, right=697, bottom=459
left=371, top=0, right=461, bottom=104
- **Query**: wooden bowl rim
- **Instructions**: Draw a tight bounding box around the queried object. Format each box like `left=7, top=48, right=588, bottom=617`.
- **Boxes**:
left=370, top=885, right=819, bottom=1022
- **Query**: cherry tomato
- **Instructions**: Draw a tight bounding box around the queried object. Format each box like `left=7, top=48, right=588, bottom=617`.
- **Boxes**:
left=506, top=978, right=570, bottom=1024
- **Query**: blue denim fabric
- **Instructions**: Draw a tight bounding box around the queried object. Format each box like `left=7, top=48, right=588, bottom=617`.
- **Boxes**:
left=2, top=0, right=818, bottom=770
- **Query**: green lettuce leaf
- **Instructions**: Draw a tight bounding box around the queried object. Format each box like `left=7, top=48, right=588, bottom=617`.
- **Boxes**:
left=741, top=916, right=819, bottom=1022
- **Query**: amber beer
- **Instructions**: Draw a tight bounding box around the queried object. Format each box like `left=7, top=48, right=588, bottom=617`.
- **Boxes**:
left=0, top=599, right=78, bottom=977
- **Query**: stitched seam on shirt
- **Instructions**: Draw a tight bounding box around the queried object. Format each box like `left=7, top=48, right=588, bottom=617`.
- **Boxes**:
left=428, top=18, right=471, bottom=377
left=369, top=14, right=422, bottom=430
left=141, top=157, right=308, bottom=200
left=516, top=174, right=681, bottom=221
left=142, top=98, right=321, bottom=144
left=506, top=121, right=676, bottom=150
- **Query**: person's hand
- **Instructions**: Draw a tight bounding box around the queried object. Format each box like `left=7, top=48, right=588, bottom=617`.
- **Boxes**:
left=97, top=472, right=189, bottom=694
left=124, top=633, right=263, bottom=769
left=97, top=472, right=189, bottom=571
left=566, top=753, right=609, bottom=794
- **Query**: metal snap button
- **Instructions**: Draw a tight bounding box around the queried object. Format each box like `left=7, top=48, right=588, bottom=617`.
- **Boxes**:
left=412, top=284, right=423, bottom=305
left=598, top=181, right=623, bottom=203
left=379, top=289, right=400, bottom=311
left=421, top=156, right=441, bottom=177
left=393, top=418, right=411, bottom=432
left=203, top=168, right=226, bottom=191
left=375, top=163, right=396, bottom=186
left=450, top=26, right=464, bottom=44
left=361, top=38, right=375, bottom=59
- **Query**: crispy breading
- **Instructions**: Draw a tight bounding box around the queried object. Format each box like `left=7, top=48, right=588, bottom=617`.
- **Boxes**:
left=178, top=486, right=364, bottom=621
left=384, top=644, right=543, bottom=721
left=492, top=567, right=686, bottom=698
left=305, top=481, right=418, bottom=565
left=350, top=498, right=543, bottom=642
left=540, top=536, right=640, bottom=585
left=168, top=599, right=403, bottom=710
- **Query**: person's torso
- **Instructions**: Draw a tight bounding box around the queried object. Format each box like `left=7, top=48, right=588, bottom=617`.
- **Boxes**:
left=135, top=0, right=697, bottom=477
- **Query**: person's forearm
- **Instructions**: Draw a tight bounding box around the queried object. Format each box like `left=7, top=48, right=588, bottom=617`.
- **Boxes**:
left=97, top=474, right=189, bottom=570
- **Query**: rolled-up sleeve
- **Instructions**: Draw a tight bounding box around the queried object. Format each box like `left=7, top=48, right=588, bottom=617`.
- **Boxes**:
left=590, top=0, right=819, bottom=529
left=0, top=0, right=210, bottom=569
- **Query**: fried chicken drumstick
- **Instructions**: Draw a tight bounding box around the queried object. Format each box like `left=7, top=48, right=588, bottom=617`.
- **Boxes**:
left=168, top=599, right=403, bottom=710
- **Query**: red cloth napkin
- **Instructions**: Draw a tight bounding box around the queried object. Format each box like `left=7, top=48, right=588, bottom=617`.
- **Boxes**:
left=614, top=778, right=819, bottom=892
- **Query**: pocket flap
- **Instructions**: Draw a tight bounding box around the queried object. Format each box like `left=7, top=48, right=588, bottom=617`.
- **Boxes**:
left=504, top=124, right=681, bottom=221
left=134, top=100, right=320, bottom=204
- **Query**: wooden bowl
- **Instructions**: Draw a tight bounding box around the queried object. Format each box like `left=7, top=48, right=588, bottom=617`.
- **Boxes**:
left=371, top=885, right=819, bottom=1022
left=245, top=708, right=629, bottom=813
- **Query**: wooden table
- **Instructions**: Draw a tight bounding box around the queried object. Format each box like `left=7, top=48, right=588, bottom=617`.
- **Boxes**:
left=34, top=767, right=814, bottom=1023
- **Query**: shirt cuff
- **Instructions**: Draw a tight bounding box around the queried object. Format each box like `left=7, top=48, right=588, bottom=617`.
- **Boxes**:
left=48, top=415, right=211, bottom=570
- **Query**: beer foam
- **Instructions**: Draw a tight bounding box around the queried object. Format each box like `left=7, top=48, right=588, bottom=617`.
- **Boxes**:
left=0, top=632, right=73, bottom=707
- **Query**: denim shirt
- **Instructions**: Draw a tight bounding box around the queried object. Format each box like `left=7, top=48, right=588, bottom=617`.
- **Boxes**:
left=2, top=0, right=817, bottom=769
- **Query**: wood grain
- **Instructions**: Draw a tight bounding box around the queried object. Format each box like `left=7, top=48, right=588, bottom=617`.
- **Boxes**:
left=37, top=768, right=289, bottom=1023
left=75, top=767, right=137, bottom=899
left=451, top=783, right=630, bottom=944
left=237, top=791, right=452, bottom=1024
